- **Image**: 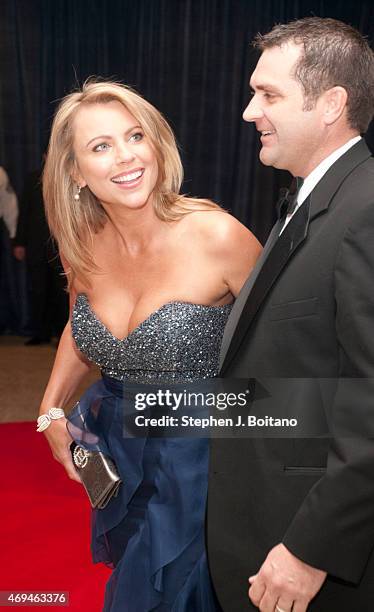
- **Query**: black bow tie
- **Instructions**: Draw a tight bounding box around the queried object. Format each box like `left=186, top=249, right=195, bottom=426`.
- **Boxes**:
left=277, top=177, right=304, bottom=220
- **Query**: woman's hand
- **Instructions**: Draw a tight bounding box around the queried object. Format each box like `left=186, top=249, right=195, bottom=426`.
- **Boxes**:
left=43, top=418, right=82, bottom=483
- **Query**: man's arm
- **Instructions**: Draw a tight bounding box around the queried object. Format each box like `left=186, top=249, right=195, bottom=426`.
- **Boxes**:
left=282, top=201, right=374, bottom=580
left=249, top=200, right=374, bottom=610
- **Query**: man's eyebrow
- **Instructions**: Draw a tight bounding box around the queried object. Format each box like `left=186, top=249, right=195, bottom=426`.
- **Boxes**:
left=250, top=83, right=280, bottom=93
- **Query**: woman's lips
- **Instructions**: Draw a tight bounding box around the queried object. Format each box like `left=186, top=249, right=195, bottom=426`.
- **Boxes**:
left=111, top=169, right=144, bottom=188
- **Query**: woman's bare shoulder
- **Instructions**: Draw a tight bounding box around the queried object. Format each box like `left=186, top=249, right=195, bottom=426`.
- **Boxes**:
left=181, top=209, right=262, bottom=255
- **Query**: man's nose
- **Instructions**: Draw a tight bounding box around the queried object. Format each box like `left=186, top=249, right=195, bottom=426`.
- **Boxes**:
left=243, top=96, right=264, bottom=122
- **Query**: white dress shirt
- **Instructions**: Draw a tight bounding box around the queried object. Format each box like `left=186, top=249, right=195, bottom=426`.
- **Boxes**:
left=281, top=135, right=362, bottom=233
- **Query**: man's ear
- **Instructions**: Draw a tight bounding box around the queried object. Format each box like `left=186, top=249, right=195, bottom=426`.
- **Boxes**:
left=323, top=86, right=348, bottom=126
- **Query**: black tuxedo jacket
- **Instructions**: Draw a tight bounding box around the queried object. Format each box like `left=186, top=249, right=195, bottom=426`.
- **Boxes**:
left=14, top=169, right=55, bottom=262
left=208, top=139, right=374, bottom=611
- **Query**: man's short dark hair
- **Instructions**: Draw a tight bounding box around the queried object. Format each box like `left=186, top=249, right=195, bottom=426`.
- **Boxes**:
left=254, top=17, right=374, bottom=134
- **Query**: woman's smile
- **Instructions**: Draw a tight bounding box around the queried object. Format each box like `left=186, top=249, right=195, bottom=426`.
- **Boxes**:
left=110, top=167, right=145, bottom=188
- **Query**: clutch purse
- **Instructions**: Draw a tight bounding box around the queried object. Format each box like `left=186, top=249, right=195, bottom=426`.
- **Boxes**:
left=70, top=441, right=122, bottom=509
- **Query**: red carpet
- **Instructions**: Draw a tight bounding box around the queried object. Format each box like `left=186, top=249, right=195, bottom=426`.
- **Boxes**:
left=0, top=422, right=111, bottom=610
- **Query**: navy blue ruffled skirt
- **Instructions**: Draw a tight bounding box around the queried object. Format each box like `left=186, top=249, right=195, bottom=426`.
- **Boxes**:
left=67, top=375, right=221, bottom=611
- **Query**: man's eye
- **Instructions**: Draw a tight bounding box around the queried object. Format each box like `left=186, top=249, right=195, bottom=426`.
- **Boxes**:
left=263, top=93, right=275, bottom=100
left=130, top=132, right=144, bottom=142
left=93, top=143, right=110, bottom=152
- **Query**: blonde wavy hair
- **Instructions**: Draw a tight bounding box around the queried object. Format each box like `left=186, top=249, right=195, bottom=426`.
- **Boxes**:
left=43, top=79, right=222, bottom=286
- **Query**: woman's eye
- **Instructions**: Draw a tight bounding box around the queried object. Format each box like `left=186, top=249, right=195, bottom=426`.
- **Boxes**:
left=93, top=142, right=110, bottom=152
left=130, top=132, right=143, bottom=142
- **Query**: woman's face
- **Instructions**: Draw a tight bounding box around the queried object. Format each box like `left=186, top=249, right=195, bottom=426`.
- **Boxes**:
left=72, top=101, right=159, bottom=212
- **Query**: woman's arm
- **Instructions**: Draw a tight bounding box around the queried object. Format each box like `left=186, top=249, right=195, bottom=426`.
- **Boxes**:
left=39, top=286, right=92, bottom=482
left=219, top=217, right=262, bottom=298
left=194, top=211, right=262, bottom=298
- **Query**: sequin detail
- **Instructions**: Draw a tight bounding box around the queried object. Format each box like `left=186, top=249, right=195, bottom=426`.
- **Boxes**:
left=71, top=294, right=232, bottom=383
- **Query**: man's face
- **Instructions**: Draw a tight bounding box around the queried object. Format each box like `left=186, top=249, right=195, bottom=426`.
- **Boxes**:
left=243, top=43, right=326, bottom=177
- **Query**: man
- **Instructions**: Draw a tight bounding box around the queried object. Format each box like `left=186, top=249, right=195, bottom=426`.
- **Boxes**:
left=0, top=166, right=18, bottom=333
left=208, top=17, right=374, bottom=612
left=13, top=166, right=68, bottom=344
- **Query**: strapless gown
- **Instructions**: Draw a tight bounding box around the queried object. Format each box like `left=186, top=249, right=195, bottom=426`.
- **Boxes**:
left=67, top=294, right=232, bottom=612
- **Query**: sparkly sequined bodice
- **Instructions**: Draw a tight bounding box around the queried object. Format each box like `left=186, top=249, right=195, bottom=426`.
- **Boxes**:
left=71, top=294, right=232, bottom=383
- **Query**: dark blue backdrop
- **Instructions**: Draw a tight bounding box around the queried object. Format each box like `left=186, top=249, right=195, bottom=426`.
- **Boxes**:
left=1, top=0, right=373, bottom=332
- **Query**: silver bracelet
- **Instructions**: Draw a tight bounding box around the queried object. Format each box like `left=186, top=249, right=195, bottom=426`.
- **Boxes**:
left=36, top=407, right=65, bottom=432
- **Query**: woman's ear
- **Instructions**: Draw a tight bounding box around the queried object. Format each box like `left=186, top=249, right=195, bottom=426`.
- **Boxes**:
left=71, top=161, right=87, bottom=188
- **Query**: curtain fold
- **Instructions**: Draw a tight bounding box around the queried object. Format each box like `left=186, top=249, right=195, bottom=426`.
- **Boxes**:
left=0, top=0, right=373, bottom=244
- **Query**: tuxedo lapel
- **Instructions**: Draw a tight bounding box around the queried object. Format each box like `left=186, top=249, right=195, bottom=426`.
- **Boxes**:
left=218, top=219, right=283, bottom=369
left=219, top=188, right=295, bottom=370
left=220, top=138, right=372, bottom=376
left=308, top=138, right=372, bottom=222
left=220, top=199, right=310, bottom=373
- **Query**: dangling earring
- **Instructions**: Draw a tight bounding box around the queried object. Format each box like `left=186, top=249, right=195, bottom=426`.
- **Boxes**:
left=74, top=185, right=81, bottom=201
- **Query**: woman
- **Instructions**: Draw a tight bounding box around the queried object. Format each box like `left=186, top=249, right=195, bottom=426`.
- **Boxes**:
left=39, top=80, right=261, bottom=611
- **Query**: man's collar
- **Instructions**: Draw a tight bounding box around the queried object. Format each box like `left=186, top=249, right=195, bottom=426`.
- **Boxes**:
left=298, top=135, right=361, bottom=206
